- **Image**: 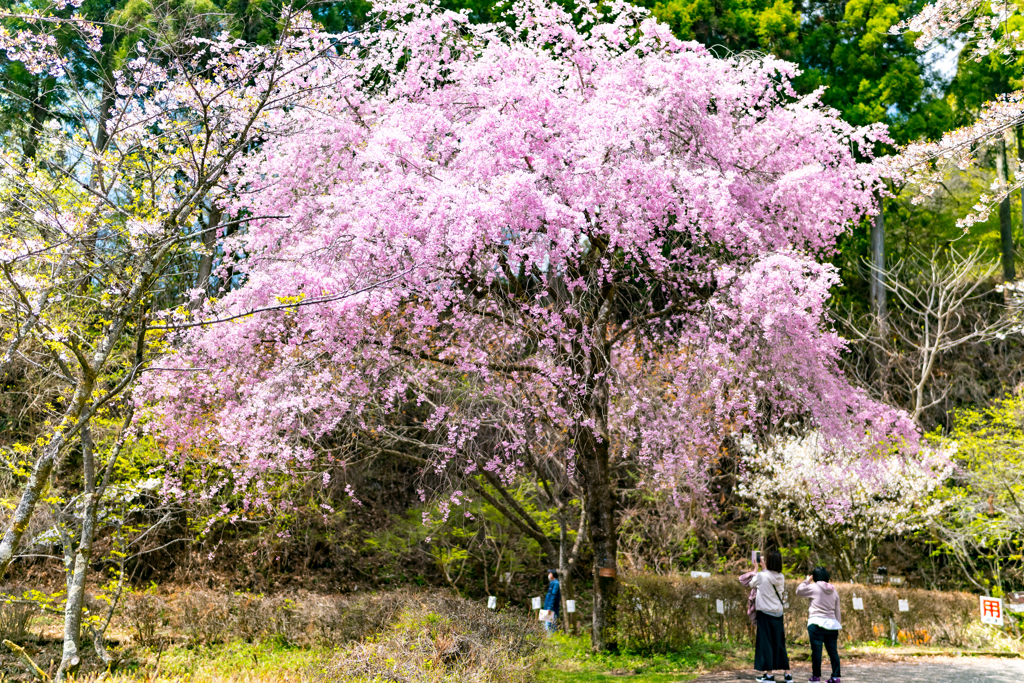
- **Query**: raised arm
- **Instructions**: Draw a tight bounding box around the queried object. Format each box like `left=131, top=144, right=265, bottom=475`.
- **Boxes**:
left=795, top=576, right=815, bottom=598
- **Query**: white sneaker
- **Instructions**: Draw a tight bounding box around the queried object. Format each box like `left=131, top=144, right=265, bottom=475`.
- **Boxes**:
left=756, top=676, right=776, bottom=683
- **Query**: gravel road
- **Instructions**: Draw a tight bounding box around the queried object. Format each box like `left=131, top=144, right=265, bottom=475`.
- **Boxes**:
left=692, top=657, right=1024, bottom=683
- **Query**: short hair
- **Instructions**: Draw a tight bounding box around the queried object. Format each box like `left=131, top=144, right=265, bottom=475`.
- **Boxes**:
left=547, top=569, right=558, bottom=579
left=766, top=551, right=783, bottom=573
left=812, top=566, right=830, bottom=583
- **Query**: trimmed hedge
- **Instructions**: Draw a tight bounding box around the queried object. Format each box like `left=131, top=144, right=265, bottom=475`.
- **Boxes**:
left=614, top=572, right=979, bottom=653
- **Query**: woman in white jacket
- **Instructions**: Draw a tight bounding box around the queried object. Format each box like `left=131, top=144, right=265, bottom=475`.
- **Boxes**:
left=749, top=551, right=791, bottom=683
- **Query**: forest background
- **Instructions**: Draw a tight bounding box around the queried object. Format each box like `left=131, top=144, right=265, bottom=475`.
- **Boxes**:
left=0, top=0, right=1023, bottom=674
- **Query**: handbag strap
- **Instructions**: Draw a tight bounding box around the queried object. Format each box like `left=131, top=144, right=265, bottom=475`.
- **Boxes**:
left=771, top=580, right=786, bottom=608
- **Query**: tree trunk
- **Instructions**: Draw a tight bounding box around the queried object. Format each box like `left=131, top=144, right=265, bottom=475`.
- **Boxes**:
left=870, top=191, right=887, bottom=324
left=0, top=387, right=92, bottom=577
left=22, top=77, right=51, bottom=163
left=997, top=138, right=1016, bottom=282
left=57, top=425, right=98, bottom=682
left=1018, top=126, right=1024, bottom=234
left=194, top=205, right=222, bottom=306
left=577, top=427, right=617, bottom=651
left=558, top=505, right=585, bottom=635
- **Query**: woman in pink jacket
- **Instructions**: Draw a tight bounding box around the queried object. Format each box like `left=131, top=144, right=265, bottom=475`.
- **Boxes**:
left=796, top=567, right=841, bottom=683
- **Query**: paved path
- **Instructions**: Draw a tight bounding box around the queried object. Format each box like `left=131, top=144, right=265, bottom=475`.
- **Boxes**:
left=692, top=657, right=1024, bottom=683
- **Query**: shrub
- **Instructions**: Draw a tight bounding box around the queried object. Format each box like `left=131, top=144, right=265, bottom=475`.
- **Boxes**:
left=123, top=589, right=167, bottom=646
left=0, top=592, right=36, bottom=642
left=615, top=573, right=751, bottom=652
left=228, top=592, right=268, bottom=643
left=149, top=588, right=412, bottom=648
left=312, top=589, right=543, bottom=683
left=305, top=591, right=405, bottom=645
left=614, top=572, right=980, bottom=652
left=178, top=591, right=231, bottom=646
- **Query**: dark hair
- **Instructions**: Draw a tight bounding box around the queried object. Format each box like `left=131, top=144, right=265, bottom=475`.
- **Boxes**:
left=766, top=551, right=783, bottom=573
left=812, top=566, right=830, bottom=583
left=547, top=569, right=558, bottom=579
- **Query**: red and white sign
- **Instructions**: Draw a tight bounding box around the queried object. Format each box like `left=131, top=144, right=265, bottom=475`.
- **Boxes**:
left=980, top=596, right=1004, bottom=626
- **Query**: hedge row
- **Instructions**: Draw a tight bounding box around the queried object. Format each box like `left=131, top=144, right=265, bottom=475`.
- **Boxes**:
left=615, top=572, right=981, bottom=653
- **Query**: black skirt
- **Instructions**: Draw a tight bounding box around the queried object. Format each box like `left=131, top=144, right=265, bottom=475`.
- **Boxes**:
left=754, top=610, right=790, bottom=671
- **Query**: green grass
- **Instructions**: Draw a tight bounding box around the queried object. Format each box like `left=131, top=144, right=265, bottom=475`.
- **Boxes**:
left=122, top=639, right=338, bottom=681
left=537, top=633, right=740, bottom=683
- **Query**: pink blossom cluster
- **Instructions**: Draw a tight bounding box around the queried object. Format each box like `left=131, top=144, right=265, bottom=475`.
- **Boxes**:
left=139, top=0, right=918, bottom=515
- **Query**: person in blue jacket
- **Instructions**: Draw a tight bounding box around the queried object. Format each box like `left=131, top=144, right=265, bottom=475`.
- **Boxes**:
left=543, top=569, right=561, bottom=633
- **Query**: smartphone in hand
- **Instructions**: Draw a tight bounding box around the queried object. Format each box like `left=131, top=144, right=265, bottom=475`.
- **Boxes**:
left=752, top=550, right=761, bottom=564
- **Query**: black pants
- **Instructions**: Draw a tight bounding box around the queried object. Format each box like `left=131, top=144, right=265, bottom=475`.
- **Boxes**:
left=754, top=611, right=789, bottom=672
left=808, top=623, right=841, bottom=679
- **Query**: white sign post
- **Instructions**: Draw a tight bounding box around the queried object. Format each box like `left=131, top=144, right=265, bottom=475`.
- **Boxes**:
left=898, top=599, right=910, bottom=612
left=566, top=599, right=576, bottom=614
left=716, top=599, right=725, bottom=615
left=980, top=596, right=1004, bottom=626
left=487, top=596, right=497, bottom=610
left=852, top=597, right=864, bottom=611
left=531, top=596, right=542, bottom=610
left=690, top=571, right=711, bottom=579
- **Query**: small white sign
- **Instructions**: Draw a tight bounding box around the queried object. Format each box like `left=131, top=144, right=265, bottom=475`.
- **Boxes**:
left=690, top=571, right=712, bottom=579
left=852, top=597, right=864, bottom=611
left=981, top=596, right=1004, bottom=626
left=898, top=600, right=910, bottom=612
left=716, top=599, right=725, bottom=614
left=487, top=596, right=497, bottom=609
left=1007, top=603, right=1024, bottom=613
left=566, top=599, right=576, bottom=613
left=531, top=596, right=542, bottom=610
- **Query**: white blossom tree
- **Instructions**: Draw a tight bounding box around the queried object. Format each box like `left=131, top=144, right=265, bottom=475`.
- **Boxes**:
left=737, top=433, right=955, bottom=579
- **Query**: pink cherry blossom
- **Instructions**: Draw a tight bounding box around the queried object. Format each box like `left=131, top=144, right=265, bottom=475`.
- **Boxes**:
left=140, top=0, right=917, bottom=520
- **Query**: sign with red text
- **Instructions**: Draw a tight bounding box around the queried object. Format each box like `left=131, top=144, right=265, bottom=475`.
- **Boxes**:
left=980, top=596, right=1004, bottom=626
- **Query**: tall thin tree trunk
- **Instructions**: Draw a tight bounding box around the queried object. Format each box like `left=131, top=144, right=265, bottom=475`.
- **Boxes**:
left=867, top=191, right=889, bottom=393
left=22, top=77, right=51, bottom=163
left=558, top=506, right=585, bottom=635
left=81, top=75, right=115, bottom=294
left=57, top=424, right=99, bottom=681
left=997, top=138, right=1016, bottom=281
left=1018, top=127, right=1024, bottom=266
left=870, top=191, right=887, bottom=324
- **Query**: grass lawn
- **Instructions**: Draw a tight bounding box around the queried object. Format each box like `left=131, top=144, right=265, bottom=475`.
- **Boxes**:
left=536, top=633, right=747, bottom=683
left=141, top=639, right=337, bottom=681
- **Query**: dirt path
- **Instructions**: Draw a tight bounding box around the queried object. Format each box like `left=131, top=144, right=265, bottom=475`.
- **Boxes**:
left=692, top=657, right=1024, bottom=683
